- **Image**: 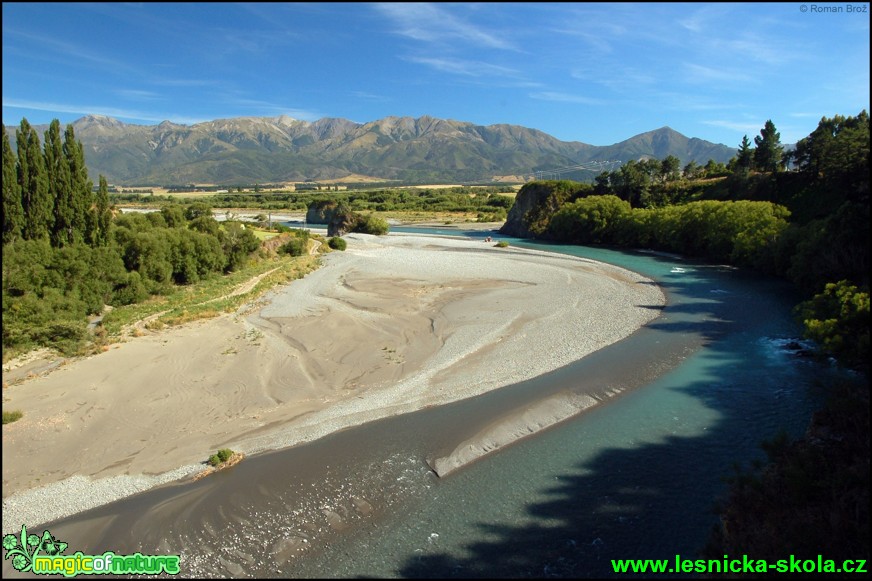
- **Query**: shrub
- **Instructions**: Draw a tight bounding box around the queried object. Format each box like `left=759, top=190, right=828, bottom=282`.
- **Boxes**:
left=278, top=237, right=306, bottom=257
left=352, top=214, right=389, bottom=235
left=208, top=448, right=236, bottom=466
left=796, top=280, right=870, bottom=370
left=2, top=410, right=23, bottom=424
left=328, top=236, right=347, bottom=251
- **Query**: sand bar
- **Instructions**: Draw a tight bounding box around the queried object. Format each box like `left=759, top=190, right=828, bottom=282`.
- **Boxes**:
left=1, top=233, right=664, bottom=529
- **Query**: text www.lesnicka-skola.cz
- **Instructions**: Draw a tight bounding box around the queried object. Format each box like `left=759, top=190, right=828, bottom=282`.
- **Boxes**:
left=612, top=555, right=867, bottom=574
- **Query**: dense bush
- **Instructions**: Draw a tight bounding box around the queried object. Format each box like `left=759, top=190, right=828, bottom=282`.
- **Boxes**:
left=278, top=235, right=307, bottom=257
left=352, top=213, right=389, bottom=235
left=543, top=195, right=790, bottom=272
left=548, top=195, right=631, bottom=245
left=2, top=238, right=130, bottom=353
left=328, top=236, right=347, bottom=250
left=2, top=410, right=23, bottom=424
left=208, top=448, right=236, bottom=466
left=3, top=210, right=265, bottom=354
left=796, top=280, right=870, bottom=371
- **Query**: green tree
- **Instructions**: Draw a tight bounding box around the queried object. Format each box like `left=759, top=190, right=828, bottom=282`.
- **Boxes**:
left=45, top=120, right=74, bottom=246
left=613, top=160, right=652, bottom=207
left=220, top=222, right=260, bottom=271
left=660, top=155, right=681, bottom=182
left=16, top=119, right=52, bottom=240
left=736, top=135, right=754, bottom=172
left=593, top=171, right=612, bottom=195
left=793, top=111, right=869, bottom=200
left=64, top=124, right=93, bottom=245
left=704, top=159, right=728, bottom=177
left=2, top=126, right=24, bottom=244
left=92, top=175, right=112, bottom=246
left=160, top=204, right=187, bottom=228
left=683, top=160, right=700, bottom=180
left=185, top=202, right=212, bottom=221
left=753, top=120, right=784, bottom=172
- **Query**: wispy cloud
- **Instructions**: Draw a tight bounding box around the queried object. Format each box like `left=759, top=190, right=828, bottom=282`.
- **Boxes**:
left=678, top=5, right=732, bottom=33
left=571, top=66, right=658, bottom=93
left=682, top=63, right=754, bottom=85
left=406, top=56, right=519, bottom=78
left=350, top=91, right=391, bottom=103
left=713, top=35, right=795, bottom=67
left=2, top=98, right=207, bottom=125
left=702, top=119, right=767, bottom=136
left=529, top=92, right=605, bottom=106
left=3, top=29, right=137, bottom=74
left=115, top=89, right=164, bottom=101
left=375, top=3, right=516, bottom=50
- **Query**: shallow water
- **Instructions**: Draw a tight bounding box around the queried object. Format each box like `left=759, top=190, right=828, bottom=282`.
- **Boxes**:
left=10, top=232, right=845, bottom=578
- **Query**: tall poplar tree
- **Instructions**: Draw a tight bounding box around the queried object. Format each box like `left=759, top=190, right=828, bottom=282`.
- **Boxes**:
left=753, top=120, right=784, bottom=173
left=93, top=174, right=112, bottom=246
left=2, top=126, right=24, bottom=244
left=16, top=119, right=52, bottom=240
left=45, top=119, right=74, bottom=246
left=64, top=123, right=92, bottom=245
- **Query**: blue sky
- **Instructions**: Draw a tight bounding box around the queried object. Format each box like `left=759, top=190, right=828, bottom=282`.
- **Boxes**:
left=2, top=2, right=869, bottom=147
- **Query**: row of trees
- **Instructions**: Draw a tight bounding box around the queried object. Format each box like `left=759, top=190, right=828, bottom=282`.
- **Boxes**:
left=118, top=187, right=516, bottom=220
left=3, top=121, right=111, bottom=247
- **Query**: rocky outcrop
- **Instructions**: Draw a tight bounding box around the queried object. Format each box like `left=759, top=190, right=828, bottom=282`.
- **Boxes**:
left=499, top=180, right=586, bottom=238
left=305, top=200, right=338, bottom=225
left=304, top=201, right=356, bottom=237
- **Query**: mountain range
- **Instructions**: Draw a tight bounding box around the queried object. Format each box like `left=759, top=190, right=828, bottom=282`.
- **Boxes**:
left=6, top=114, right=737, bottom=185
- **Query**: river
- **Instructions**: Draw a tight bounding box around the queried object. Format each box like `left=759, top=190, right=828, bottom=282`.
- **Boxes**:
left=10, top=230, right=844, bottom=578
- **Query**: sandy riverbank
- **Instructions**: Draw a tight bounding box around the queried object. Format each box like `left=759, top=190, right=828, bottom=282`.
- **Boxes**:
left=1, top=233, right=664, bottom=529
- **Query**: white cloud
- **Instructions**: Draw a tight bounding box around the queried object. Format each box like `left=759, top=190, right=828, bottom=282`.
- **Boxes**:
left=375, top=3, right=516, bottom=50
left=2, top=98, right=208, bottom=125
left=406, top=56, right=519, bottom=78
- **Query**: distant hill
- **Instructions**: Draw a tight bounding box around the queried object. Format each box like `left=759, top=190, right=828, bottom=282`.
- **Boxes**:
left=5, top=115, right=737, bottom=185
